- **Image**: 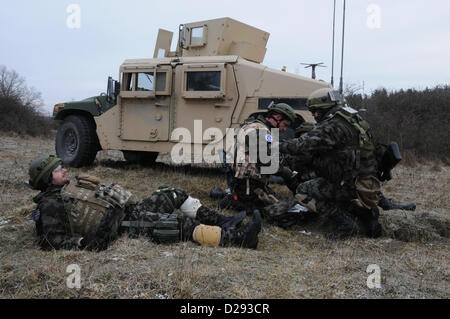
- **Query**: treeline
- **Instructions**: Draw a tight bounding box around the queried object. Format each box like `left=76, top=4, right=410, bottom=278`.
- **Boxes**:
left=346, top=85, right=450, bottom=160
left=0, top=65, right=56, bottom=136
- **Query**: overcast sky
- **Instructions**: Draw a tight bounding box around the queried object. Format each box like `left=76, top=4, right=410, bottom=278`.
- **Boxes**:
left=1, top=0, right=449, bottom=114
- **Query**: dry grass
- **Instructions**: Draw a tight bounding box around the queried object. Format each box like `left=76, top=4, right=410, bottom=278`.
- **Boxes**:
left=0, top=133, right=449, bottom=299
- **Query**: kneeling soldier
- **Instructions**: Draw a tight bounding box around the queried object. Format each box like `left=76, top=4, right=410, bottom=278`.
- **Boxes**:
left=28, top=155, right=261, bottom=251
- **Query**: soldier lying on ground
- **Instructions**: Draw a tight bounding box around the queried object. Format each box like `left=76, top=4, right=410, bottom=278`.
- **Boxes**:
left=27, top=155, right=261, bottom=251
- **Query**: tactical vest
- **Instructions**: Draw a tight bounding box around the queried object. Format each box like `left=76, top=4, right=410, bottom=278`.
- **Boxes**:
left=330, top=110, right=378, bottom=177
left=233, top=119, right=272, bottom=182
left=60, top=176, right=132, bottom=238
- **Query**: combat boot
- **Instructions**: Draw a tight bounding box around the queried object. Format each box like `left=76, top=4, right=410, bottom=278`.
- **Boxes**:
left=378, top=193, right=416, bottom=211
left=325, top=209, right=360, bottom=240
left=222, top=209, right=262, bottom=249
left=349, top=201, right=382, bottom=238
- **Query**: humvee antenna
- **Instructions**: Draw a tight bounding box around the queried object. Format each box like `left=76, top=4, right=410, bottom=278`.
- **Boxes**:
left=339, top=0, right=346, bottom=94
left=301, top=62, right=326, bottom=80
left=331, top=0, right=336, bottom=87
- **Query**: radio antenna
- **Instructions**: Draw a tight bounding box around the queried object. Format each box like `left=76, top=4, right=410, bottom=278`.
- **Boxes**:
left=339, top=0, right=346, bottom=94
left=301, top=62, right=326, bottom=80
left=331, top=0, right=336, bottom=87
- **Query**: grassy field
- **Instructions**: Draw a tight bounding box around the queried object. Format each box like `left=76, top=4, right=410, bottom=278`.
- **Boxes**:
left=0, top=133, right=449, bottom=299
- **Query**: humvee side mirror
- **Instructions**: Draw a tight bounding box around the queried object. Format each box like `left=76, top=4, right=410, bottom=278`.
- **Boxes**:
left=179, top=24, right=188, bottom=49
left=107, top=76, right=120, bottom=102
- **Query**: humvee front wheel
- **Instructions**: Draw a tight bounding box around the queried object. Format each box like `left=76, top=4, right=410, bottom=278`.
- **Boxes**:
left=56, top=115, right=99, bottom=167
left=123, top=151, right=158, bottom=166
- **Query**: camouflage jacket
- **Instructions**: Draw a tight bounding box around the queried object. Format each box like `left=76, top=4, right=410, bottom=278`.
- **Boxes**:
left=33, top=181, right=135, bottom=251
left=280, top=108, right=378, bottom=184
left=33, top=185, right=81, bottom=250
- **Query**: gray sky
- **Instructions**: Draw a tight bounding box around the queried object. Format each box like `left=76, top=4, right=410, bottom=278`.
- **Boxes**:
left=1, top=0, right=449, bottom=114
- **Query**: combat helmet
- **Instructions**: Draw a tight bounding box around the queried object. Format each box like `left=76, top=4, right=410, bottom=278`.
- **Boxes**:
left=306, top=88, right=344, bottom=109
left=28, top=155, right=62, bottom=191
left=267, top=102, right=297, bottom=123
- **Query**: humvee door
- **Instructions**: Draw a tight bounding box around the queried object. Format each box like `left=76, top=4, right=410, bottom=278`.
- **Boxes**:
left=119, top=64, right=172, bottom=141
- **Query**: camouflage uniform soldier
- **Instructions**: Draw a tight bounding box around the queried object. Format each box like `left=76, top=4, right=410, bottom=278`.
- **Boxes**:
left=219, top=103, right=297, bottom=214
left=281, top=122, right=416, bottom=212
left=280, top=88, right=384, bottom=239
left=28, top=155, right=261, bottom=251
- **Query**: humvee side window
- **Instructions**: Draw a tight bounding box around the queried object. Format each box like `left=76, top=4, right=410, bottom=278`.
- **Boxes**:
left=190, top=27, right=204, bottom=46
left=136, top=72, right=154, bottom=91
left=122, top=73, right=132, bottom=91
left=186, top=71, right=221, bottom=91
left=155, top=72, right=167, bottom=91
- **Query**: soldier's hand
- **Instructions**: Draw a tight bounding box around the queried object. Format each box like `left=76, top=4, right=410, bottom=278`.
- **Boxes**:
left=79, top=235, right=106, bottom=251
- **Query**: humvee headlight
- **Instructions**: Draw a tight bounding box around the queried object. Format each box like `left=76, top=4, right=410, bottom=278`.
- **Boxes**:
left=53, top=104, right=64, bottom=113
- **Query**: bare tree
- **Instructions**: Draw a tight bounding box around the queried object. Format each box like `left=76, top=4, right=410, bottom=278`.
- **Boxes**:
left=0, top=65, right=43, bottom=109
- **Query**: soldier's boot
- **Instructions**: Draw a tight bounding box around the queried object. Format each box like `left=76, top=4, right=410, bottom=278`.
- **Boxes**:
left=221, top=209, right=262, bottom=249
left=325, top=209, right=360, bottom=240
left=378, top=194, right=416, bottom=211
left=349, top=201, right=382, bottom=238
left=365, top=207, right=382, bottom=238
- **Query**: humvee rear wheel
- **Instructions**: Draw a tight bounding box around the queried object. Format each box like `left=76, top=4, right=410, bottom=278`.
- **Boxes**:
left=56, top=115, right=99, bottom=167
left=123, top=151, right=159, bottom=166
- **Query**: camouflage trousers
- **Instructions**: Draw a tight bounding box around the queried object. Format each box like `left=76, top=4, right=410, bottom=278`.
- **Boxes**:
left=296, top=177, right=361, bottom=237
left=122, top=192, right=243, bottom=245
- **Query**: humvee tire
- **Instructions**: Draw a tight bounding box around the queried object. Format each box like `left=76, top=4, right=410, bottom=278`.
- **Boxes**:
left=56, top=115, right=99, bottom=167
left=123, top=150, right=158, bottom=166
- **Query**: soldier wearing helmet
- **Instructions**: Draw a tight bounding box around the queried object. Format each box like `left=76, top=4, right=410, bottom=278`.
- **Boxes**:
left=218, top=102, right=300, bottom=223
left=279, top=88, right=384, bottom=239
left=28, top=155, right=262, bottom=251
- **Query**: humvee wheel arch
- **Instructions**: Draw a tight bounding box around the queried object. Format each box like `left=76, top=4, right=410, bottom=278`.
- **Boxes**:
left=123, top=150, right=159, bottom=166
left=55, top=114, right=100, bottom=167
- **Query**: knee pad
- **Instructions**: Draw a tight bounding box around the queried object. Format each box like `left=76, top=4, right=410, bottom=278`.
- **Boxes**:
left=179, top=196, right=202, bottom=219
left=192, top=224, right=221, bottom=247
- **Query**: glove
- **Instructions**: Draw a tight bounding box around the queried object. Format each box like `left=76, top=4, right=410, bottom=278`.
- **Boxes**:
left=79, top=235, right=108, bottom=251
left=79, top=235, right=96, bottom=250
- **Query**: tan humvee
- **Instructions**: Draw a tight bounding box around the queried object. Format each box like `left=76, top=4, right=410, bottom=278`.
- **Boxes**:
left=54, top=17, right=331, bottom=166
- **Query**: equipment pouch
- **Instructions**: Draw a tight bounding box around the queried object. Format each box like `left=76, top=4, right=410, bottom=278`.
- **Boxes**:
left=151, top=213, right=180, bottom=243
left=355, top=176, right=381, bottom=209
left=378, top=141, right=402, bottom=181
